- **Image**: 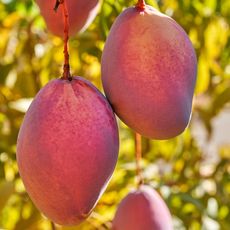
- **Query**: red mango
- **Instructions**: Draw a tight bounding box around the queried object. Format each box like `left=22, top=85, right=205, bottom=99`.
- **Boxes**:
left=102, top=5, right=197, bottom=139
left=112, top=185, right=173, bottom=230
left=17, top=77, right=119, bottom=225
left=36, top=0, right=100, bottom=37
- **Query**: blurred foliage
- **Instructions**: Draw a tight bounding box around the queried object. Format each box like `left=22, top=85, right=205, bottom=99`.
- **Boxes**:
left=0, top=0, right=230, bottom=229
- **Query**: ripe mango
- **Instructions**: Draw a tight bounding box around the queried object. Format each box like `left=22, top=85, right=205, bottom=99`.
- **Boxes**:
left=17, top=77, right=119, bottom=225
left=112, top=185, right=173, bottom=230
left=102, top=5, right=197, bottom=139
left=36, top=0, right=100, bottom=37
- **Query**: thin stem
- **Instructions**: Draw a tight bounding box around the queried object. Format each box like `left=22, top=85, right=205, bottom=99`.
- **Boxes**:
left=136, top=0, right=146, bottom=10
left=51, top=221, right=56, bottom=230
left=54, top=0, right=72, bottom=80
left=135, top=133, right=144, bottom=188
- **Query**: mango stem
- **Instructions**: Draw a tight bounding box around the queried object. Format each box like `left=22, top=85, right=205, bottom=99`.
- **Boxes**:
left=135, top=133, right=144, bottom=188
left=51, top=221, right=56, bottom=230
left=136, top=0, right=146, bottom=10
left=54, top=0, right=72, bottom=81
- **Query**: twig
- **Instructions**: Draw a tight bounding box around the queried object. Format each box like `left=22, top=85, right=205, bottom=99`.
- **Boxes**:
left=135, top=133, right=144, bottom=188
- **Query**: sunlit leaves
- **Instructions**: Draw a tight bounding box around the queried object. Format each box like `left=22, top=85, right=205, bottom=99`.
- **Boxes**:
left=204, top=18, right=229, bottom=59
left=196, top=53, right=210, bottom=93
left=0, top=0, right=229, bottom=229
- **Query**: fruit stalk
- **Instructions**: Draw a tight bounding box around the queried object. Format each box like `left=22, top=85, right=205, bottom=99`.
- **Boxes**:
left=54, top=0, right=72, bottom=80
left=135, top=133, right=143, bottom=187
left=51, top=221, right=56, bottom=230
left=136, top=0, right=146, bottom=10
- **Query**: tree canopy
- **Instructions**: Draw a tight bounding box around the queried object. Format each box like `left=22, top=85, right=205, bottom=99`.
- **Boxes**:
left=0, top=0, right=229, bottom=229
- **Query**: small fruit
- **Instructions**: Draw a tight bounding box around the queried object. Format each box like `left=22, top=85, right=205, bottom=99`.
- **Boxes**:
left=36, top=0, right=100, bottom=37
left=112, top=185, right=173, bottom=230
left=102, top=5, right=197, bottom=139
left=17, top=77, right=119, bottom=225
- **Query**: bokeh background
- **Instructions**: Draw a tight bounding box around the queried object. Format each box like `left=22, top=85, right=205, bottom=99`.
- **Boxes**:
left=0, top=0, right=230, bottom=229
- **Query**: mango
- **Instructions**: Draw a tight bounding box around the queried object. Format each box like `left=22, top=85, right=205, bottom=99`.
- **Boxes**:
left=17, top=77, right=119, bottom=225
left=36, top=0, right=100, bottom=37
left=112, top=185, right=173, bottom=230
left=102, top=5, right=197, bottom=139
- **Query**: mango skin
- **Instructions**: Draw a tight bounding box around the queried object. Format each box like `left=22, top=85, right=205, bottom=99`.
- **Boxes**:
left=36, top=0, right=100, bottom=37
left=112, top=185, right=173, bottom=230
left=102, top=5, right=197, bottom=139
left=17, top=77, right=119, bottom=225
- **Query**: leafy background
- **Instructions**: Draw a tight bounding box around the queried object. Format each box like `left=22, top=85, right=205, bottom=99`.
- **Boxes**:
left=0, top=0, right=230, bottom=229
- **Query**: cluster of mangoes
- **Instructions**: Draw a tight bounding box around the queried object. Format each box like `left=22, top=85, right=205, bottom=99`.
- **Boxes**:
left=16, top=0, right=197, bottom=228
